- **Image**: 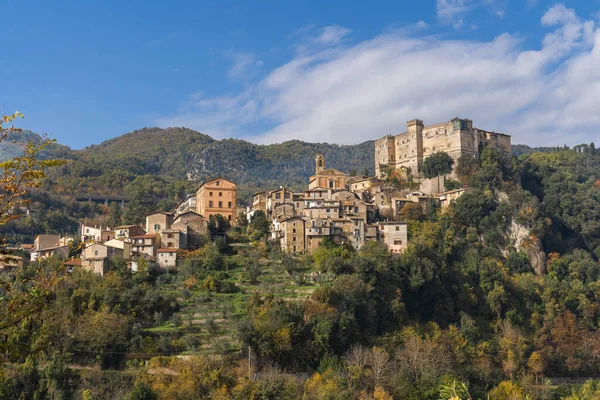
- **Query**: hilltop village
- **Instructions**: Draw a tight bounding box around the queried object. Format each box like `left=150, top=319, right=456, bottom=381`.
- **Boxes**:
left=10, top=117, right=511, bottom=275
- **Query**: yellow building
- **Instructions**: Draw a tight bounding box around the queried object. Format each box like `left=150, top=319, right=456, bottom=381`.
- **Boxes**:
left=196, top=177, right=238, bottom=224
left=308, top=154, right=348, bottom=190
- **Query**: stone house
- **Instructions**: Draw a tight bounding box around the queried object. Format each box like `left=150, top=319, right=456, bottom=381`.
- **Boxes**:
left=156, top=248, right=178, bottom=268
left=196, top=177, right=237, bottom=224
left=160, top=229, right=187, bottom=250
left=104, top=239, right=132, bottom=260
left=82, top=243, right=125, bottom=276
left=377, top=222, right=408, bottom=254
left=146, top=212, right=174, bottom=235
left=31, top=235, right=70, bottom=262
left=175, top=196, right=197, bottom=216
left=80, top=224, right=114, bottom=243
left=114, top=225, right=146, bottom=240
left=278, top=217, right=305, bottom=253
left=130, top=234, right=158, bottom=258
left=252, top=191, right=267, bottom=213
left=438, top=188, right=467, bottom=210
left=172, top=211, right=208, bottom=249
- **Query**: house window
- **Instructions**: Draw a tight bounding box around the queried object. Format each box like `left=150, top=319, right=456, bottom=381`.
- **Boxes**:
left=228, top=215, right=231, bottom=221
left=293, top=229, right=296, bottom=233
left=396, top=226, right=400, bottom=231
left=216, top=181, right=219, bottom=186
left=209, top=192, right=213, bottom=196
left=329, top=181, right=334, bottom=188
left=275, top=193, right=281, bottom=200
left=209, top=201, right=213, bottom=207
left=154, top=224, right=160, bottom=231
left=285, top=193, right=291, bottom=199
left=218, top=201, right=223, bottom=207
left=394, top=239, right=403, bottom=245
left=228, top=201, right=232, bottom=208
left=168, top=242, right=174, bottom=247
left=86, top=228, right=89, bottom=233
left=326, top=209, right=330, bottom=213
left=219, top=192, right=222, bottom=197
left=170, top=253, right=174, bottom=257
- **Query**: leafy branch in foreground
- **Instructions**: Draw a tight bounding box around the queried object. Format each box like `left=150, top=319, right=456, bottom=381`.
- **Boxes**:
left=0, top=112, right=65, bottom=226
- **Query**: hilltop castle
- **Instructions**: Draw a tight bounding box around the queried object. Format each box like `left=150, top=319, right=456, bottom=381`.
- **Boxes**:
left=374, top=117, right=511, bottom=178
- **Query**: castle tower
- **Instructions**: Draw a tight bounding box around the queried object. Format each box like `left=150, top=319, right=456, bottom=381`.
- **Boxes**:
left=315, top=154, right=325, bottom=174
left=406, top=119, right=424, bottom=174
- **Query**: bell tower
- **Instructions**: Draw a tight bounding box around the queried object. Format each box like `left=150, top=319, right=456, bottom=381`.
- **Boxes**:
left=315, top=154, right=325, bottom=174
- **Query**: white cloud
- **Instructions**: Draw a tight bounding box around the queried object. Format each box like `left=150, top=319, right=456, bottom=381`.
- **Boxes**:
left=437, top=0, right=472, bottom=28
left=225, top=51, right=263, bottom=81
left=158, top=5, right=600, bottom=147
left=315, top=25, right=351, bottom=45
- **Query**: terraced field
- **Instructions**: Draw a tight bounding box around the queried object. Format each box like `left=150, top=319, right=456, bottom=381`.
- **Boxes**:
left=144, top=255, right=319, bottom=358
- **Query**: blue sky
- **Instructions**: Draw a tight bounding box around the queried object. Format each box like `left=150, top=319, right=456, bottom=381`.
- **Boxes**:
left=2, top=0, right=599, bottom=148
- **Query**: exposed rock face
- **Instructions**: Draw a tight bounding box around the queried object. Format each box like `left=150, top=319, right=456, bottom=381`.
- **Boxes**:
left=506, top=219, right=547, bottom=275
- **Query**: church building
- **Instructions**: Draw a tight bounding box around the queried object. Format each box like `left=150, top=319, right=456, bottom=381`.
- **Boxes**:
left=308, top=154, right=348, bottom=190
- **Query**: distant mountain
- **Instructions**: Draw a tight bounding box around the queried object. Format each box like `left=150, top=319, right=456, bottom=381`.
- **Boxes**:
left=0, top=130, right=74, bottom=161
left=36, top=127, right=374, bottom=204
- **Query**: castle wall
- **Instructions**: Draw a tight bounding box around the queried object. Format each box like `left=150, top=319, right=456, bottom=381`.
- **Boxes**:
left=374, top=136, right=396, bottom=178
left=374, top=118, right=511, bottom=194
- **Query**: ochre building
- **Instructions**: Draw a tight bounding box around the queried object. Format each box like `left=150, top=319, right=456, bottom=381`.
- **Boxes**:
left=196, top=177, right=238, bottom=224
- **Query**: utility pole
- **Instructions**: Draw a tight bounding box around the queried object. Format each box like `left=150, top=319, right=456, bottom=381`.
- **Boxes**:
left=248, top=346, right=252, bottom=380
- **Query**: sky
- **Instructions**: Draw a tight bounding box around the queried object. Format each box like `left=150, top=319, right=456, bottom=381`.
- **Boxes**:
left=2, top=0, right=600, bottom=149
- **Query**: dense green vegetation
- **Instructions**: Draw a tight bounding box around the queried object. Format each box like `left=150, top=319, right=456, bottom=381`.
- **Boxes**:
left=3, top=144, right=600, bottom=399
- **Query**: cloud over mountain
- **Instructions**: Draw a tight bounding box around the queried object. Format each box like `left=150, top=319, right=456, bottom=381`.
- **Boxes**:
left=158, top=5, right=599, bottom=147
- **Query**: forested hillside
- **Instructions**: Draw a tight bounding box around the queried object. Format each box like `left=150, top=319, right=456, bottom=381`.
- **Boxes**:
left=41, top=127, right=375, bottom=204
left=4, top=145, right=600, bottom=399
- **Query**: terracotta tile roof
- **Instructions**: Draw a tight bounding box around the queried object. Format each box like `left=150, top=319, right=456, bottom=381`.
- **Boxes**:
left=156, top=248, right=179, bottom=253
left=130, top=234, right=156, bottom=239
left=64, top=259, right=82, bottom=266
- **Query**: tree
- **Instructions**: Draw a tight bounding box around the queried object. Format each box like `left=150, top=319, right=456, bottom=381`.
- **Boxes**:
left=0, top=111, right=64, bottom=333
left=0, top=112, right=63, bottom=226
left=109, top=201, right=123, bottom=227
left=249, top=210, right=270, bottom=241
left=208, top=214, right=231, bottom=238
left=455, top=154, right=481, bottom=185
left=398, top=203, right=424, bottom=221
left=421, top=152, right=454, bottom=191
left=527, top=351, right=545, bottom=384
left=237, top=212, right=249, bottom=227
